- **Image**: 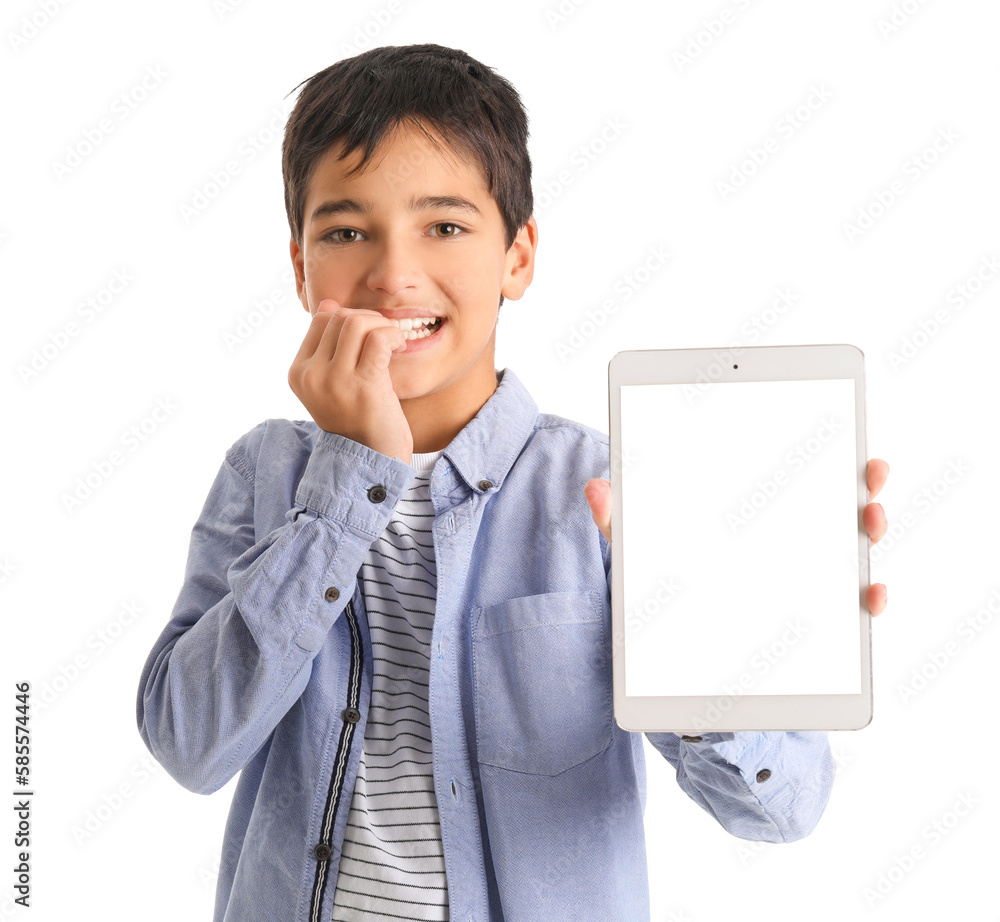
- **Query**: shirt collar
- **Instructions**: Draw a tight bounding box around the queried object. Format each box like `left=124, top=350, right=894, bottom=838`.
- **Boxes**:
left=438, top=367, right=537, bottom=496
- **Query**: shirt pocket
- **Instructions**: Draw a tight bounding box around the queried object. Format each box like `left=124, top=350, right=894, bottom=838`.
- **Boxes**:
left=471, top=589, right=612, bottom=776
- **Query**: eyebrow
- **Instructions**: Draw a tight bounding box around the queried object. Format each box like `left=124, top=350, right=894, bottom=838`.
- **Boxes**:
left=309, top=194, right=482, bottom=224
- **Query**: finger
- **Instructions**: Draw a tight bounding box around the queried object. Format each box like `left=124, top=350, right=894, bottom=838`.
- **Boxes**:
left=867, top=459, right=889, bottom=500
left=584, top=478, right=612, bottom=544
left=867, top=582, right=887, bottom=617
left=864, top=501, right=887, bottom=544
left=331, top=310, right=402, bottom=372
left=314, top=304, right=354, bottom=364
left=291, top=298, right=343, bottom=365
left=356, top=323, right=408, bottom=382
left=291, top=307, right=340, bottom=367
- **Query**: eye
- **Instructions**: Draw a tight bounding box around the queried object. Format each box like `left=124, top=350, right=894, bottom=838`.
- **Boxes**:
left=321, top=227, right=364, bottom=245
left=430, top=222, right=466, bottom=238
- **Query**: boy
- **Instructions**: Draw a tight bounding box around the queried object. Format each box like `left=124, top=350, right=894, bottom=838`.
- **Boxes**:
left=136, top=43, right=889, bottom=922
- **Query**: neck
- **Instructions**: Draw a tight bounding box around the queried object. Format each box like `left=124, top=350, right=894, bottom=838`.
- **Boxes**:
left=402, top=369, right=499, bottom=454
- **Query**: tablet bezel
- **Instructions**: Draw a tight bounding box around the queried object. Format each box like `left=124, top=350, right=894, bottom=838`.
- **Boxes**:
left=608, top=344, right=872, bottom=732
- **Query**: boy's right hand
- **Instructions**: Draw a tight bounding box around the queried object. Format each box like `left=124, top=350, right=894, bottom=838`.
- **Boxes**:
left=288, top=299, right=414, bottom=464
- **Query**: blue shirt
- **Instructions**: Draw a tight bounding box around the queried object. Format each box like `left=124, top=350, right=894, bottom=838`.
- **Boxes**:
left=136, top=367, right=834, bottom=922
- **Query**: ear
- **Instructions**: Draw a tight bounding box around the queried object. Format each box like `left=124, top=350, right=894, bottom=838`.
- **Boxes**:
left=500, top=216, right=538, bottom=302
left=290, top=237, right=310, bottom=312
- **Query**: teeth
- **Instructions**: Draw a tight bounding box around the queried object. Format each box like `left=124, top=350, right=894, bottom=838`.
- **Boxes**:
left=387, top=317, right=441, bottom=340
left=387, top=316, right=438, bottom=331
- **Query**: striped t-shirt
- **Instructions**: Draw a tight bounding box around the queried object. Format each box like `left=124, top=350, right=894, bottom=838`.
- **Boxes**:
left=331, top=449, right=450, bottom=921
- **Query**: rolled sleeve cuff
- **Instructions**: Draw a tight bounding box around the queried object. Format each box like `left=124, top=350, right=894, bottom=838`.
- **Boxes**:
left=678, top=731, right=834, bottom=842
left=295, top=430, right=415, bottom=535
left=236, top=432, right=415, bottom=657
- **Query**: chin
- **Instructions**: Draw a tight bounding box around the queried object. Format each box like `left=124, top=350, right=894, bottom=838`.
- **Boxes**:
left=389, top=372, right=432, bottom=402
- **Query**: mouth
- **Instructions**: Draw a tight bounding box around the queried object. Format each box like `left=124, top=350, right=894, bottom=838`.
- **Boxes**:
left=385, top=316, right=445, bottom=341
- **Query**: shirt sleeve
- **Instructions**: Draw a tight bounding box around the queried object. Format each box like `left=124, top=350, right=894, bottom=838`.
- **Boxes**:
left=135, top=426, right=414, bottom=795
left=644, top=730, right=834, bottom=842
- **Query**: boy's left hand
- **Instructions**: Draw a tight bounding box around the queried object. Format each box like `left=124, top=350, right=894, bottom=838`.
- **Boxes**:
left=584, top=458, right=890, bottom=617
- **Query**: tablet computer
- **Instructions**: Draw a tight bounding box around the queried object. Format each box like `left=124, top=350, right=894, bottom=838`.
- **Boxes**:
left=608, top=344, right=871, bottom=732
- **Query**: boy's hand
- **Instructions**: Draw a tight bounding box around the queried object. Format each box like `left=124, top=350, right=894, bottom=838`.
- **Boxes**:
left=583, top=478, right=612, bottom=546
left=864, top=458, right=889, bottom=616
left=584, top=458, right=890, bottom=616
left=288, top=299, right=414, bottom=464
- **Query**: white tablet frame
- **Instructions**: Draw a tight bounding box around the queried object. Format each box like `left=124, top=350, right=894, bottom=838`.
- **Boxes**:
left=609, top=344, right=872, bottom=732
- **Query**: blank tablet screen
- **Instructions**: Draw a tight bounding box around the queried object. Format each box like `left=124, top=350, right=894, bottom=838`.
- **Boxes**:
left=619, top=377, right=861, bottom=698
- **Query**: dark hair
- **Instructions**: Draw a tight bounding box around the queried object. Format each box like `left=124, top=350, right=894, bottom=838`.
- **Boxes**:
left=282, top=43, right=533, bottom=260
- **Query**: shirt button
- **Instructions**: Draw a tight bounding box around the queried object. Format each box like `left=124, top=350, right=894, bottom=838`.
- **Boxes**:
left=477, top=480, right=494, bottom=491
left=367, top=485, right=387, bottom=503
left=324, top=587, right=340, bottom=602
left=681, top=735, right=703, bottom=743
left=313, top=843, right=332, bottom=861
left=342, top=707, right=361, bottom=724
left=756, top=769, right=772, bottom=783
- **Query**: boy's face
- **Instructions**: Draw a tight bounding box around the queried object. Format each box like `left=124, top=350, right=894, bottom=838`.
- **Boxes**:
left=290, top=120, right=536, bottom=409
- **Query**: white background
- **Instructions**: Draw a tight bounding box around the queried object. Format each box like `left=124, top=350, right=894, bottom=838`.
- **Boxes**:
left=1, top=0, right=997, bottom=919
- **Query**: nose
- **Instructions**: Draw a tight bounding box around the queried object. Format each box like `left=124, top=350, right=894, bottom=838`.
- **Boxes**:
left=366, top=233, right=419, bottom=297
